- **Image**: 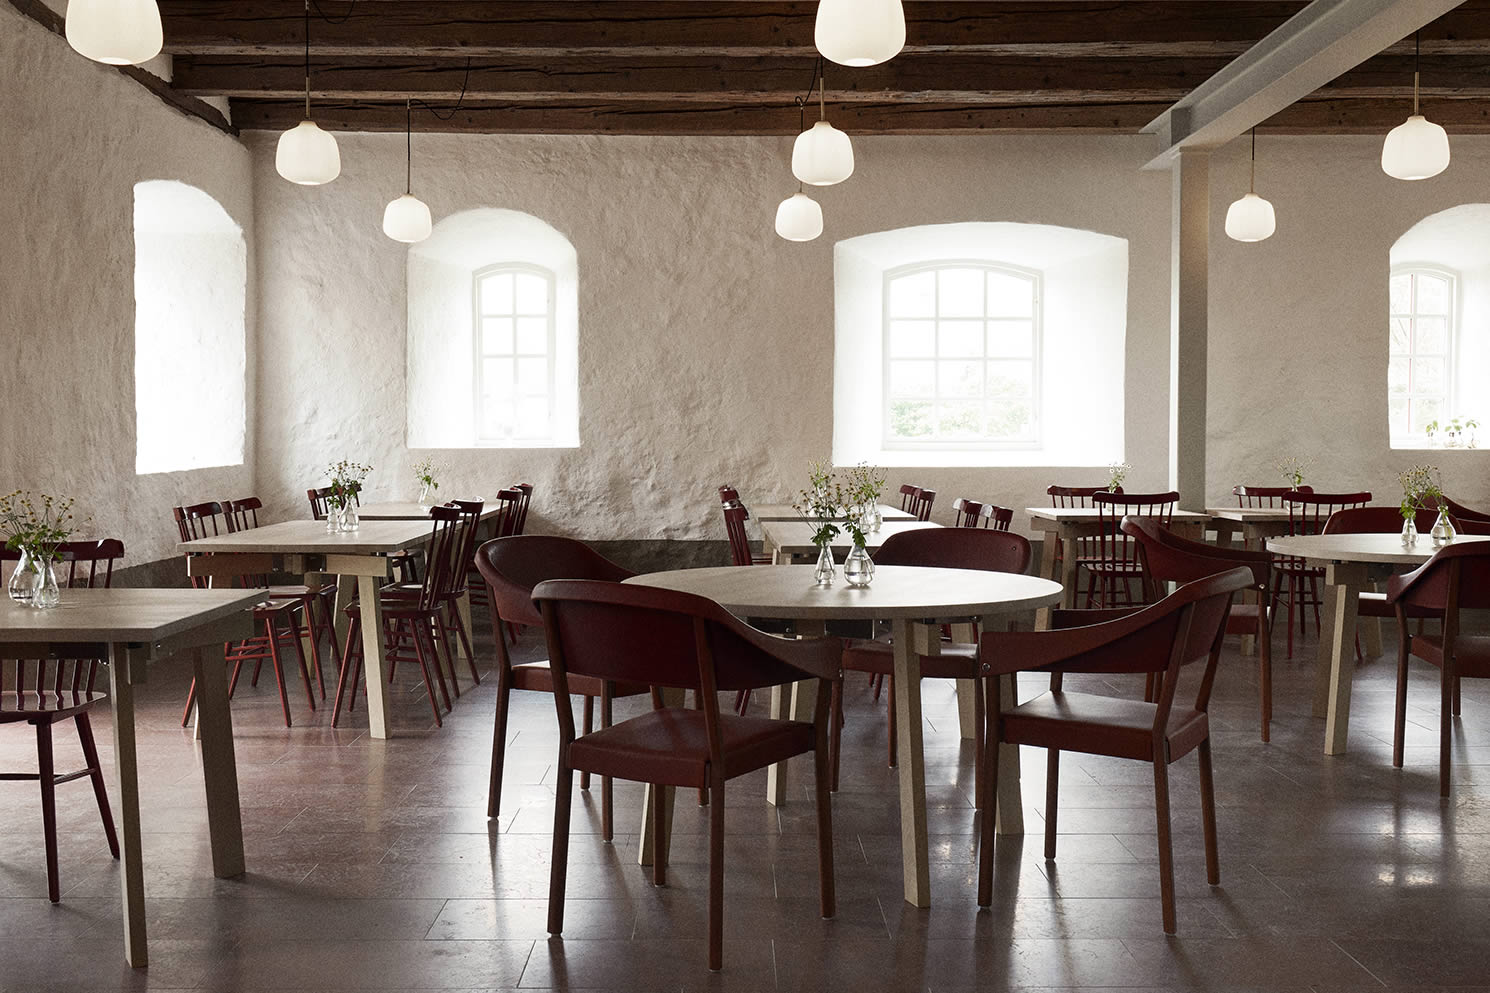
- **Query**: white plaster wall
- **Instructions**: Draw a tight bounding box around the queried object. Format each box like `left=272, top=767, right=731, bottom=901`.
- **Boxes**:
left=0, top=5, right=256, bottom=566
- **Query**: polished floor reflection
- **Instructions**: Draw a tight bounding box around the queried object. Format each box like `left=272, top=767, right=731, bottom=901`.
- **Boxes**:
left=2, top=621, right=1489, bottom=992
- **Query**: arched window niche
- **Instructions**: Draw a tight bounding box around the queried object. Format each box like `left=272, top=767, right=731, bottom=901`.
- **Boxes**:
left=133, top=180, right=247, bottom=475
left=1389, top=204, right=1490, bottom=450
left=407, top=208, right=579, bottom=448
left=833, top=222, right=1128, bottom=468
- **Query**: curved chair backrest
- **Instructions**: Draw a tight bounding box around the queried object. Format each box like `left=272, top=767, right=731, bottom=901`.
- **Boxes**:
left=1, top=539, right=125, bottom=590
left=1387, top=541, right=1490, bottom=613
left=898, top=484, right=922, bottom=513
left=1, top=538, right=124, bottom=694
left=718, top=485, right=741, bottom=504
left=1444, top=496, right=1490, bottom=524
left=490, top=488, right=523, bottom=538
left=1284, top=490, right=1371, bottom=536
left=873, top=527, right=1032, bottom=576
left=912, top=488, right=936, bottom=521
left=174, top=502, right=226, bottom=590
left=511, top=482, right=534, bottom=534
left=1234, top=484, right=1312, bottom=508
left=1324, top=505, right=1440, bottom=536
left=982, top=503, right=1014, bottom=531
left=223, top=496, right=266, bottom=533
left=531, top=579, right=839, bottom=696
left=721, top=501, right=754, bottom=567
left=306, top=486, right=359, bottom=521
left=474, top=535, right=634, bottom=629
left=952, top=498, right=984, bottom=528
left=446, top=499, right=486, bottom=593
left=1121, top=516, right=1268, bottom=592
left=1048, top=484, right=1119, bottom=508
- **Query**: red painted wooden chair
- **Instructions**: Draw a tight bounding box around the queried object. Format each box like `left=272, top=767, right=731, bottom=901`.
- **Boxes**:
left=1233, top=484, right=1312, bottom=508
left=1088, top=491, right=1177, bottom=608
left=722, top=500, right=770, bottom=567
left=977, top=568, right=1251, bottom=933
left=717, top=485, right=740, bottom=504
left=473, top=535, right=652, bottom=829
left=1047, top=484, right=1122, bottom=586
left=951, top=497, right=985, bottom=527
left=897, top=483, right=923, bottom=514
left=912, top=488, right=936, bottom=521
left=1444, top=495, right=1490, bottom=526
left=1275, top=491, right=1371, bottom=658
left=0, top=539, right=123, bottom=902
left=511, top=482, right=534, bottom=535
left=176, top=502, right=316, bottom=728
left=1325, top=508, right=1444, bottom=654
left=837, top=528, right=1032, bottom=799
left=531, top=578, right=840, bottom=971
left=1122, top=517, right=1275, bottom=740
left=1387, top=541, right=1490, bottom=795
left=381, top=500, right=486, bottom=694
left=477, top=488, right=528, bottom=647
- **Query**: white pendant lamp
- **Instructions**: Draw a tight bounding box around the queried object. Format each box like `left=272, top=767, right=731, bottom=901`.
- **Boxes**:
left=276, top=1, right=341, bottom=186
left=65, top=0, right=163, bottom=66
left=775, top=191, right=823, bottom=242
left=815, top=0, right=905, bottom=67
left=1382, top=32, right=1450, bottom=181
left=792, top=66, right=854, bottom=186
left=1225, top=129, right=1276, bottom=243
left=383, top=101, right=433, bottom=243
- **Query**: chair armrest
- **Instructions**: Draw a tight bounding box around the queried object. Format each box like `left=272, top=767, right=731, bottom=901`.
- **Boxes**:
left=979, top=603, right=1167, bottom=676
left=728, top=622, right=843, bottom=683
left=1049, top=607, right=1142, bottom=629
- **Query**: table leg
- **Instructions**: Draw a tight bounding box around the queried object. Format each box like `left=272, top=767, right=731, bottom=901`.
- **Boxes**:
left=1057, top=526, right=1080, bottom=610
left=892, top=618, right=931, bottom=908
left=108, top=643, right=147, bottom=967
left=637, top=687, right=686, bottom=867
left=993, top=672, right=1024, bottom=836
left=1360, top=583, right=1383, bottom=658
left=191, top=643, right=246, bottom=878
left=1318, top=564, right=1365, bottom=755
left=331, top=575, right=356, bottom=652
left=359, top=575, right=393, bottom=739
left=768, top=620, right=825, bottom=804
left=1213, top=520, right=1238, bottom=550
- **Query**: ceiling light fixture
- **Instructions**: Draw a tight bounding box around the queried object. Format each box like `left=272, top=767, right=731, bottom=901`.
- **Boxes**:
left=815, top=0, right=905, bottom=67
left=383, top=100, right=433, bottom=243
left=792, top=60, right=854, bottom=186
left=1382, top=31, right=1450, bottom=181
left=1225, top=128, right=1276, bottom=243
left=65, top=0, right=163, bottom=66
left=276, top=0, right=341, bottom=186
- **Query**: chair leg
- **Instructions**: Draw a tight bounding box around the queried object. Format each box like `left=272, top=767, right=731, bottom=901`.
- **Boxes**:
left=580, top=696, right=594, bottom=792
left=286, top=609, right=316, bottom=712
left=450, top=600, right=480, bottom=687
left=1393, top=626, right=1411, bottom=769
left=601, top=691, right=614, bottom=843
left=886, top=675, right=897, bottom=768
left=650, top=778, right=669, bottom=887
left=1198, top=740, right=1220, bottom=886
left=829, top=678, right=844, bottom=793
left=180, top=678, right=198, bottom=728
left=263, top=615, right=293, bottom=728
left=422, top=618, right=455, bottom=710
left=1440, top=660, right=1455, bottom=798
left=411, top=621, right=445, bottom=728
left=489, top=665, right=512, bottom=820
left=1453, top=675, right=1462, bottom=717
left=301, top=597, right=326, bottom=700
left=707, top=770, right=727, bottom=972
left=76, top=714, right=119, bottom=859
left=35, top=721, right=60, bottom=903
left=1152, top=750, right=1177, bottom=934
left=813, top=714, right=836, bottom=922
left=1285, top=574, right=1297, bottom=659
left=547, top=761, right=573, bottom=937
left=972, top=677, right=986, bottom=811
left=332, top=617, right=361, bottom=727
left=976, top=709, right=1000, bottom=908
left=1259, top=610, right=1273, bottom=743
left=1044, top=749, right=1060, bottom=859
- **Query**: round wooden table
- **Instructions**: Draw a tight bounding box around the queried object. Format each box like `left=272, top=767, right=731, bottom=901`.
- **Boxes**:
left=626, top=564, right=1063, bottom=908
left=1266, top=533, right=1490, bottom=756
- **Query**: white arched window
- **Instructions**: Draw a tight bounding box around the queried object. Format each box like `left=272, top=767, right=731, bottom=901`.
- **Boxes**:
left=1388, top=266, right=1456, bottom=441
left=407, top=209, right=578, bottom=448
left=132, top=180, right=246, bottom=475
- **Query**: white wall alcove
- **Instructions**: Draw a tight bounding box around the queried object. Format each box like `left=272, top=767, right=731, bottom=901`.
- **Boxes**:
left=406, top=208, right=580, bottom=449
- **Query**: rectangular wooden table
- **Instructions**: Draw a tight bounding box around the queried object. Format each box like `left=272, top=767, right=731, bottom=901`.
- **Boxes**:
left=177, top=520, right=434, bottom=739
left=0, top=588, right=261, bottom=967
left=759, top=519, right=942, bottom=563
left=1026, top=507, right=1213, bottom=608
left=748, top=502, right=916, bottom=523
left=1206, top=506, right=1292, bottom=547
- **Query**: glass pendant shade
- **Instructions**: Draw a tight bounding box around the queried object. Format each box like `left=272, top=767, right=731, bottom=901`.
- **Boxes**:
left=775, top=193, right=823, bottom=242
left=276, top=121, right=342, bottom=185
left=1224, top=192, right=1276, bottom=242
left=65, top=0, right=163, bottom=65
left=792, top=121, right=855, bottom=186
left=815, top=0, right=906, bottom=67
left=383, top=194, right=433, bottom=243
left=1382, top=115, right=1450, bottom=180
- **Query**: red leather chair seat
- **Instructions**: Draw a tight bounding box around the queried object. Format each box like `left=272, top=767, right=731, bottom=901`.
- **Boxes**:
left=1001, top=690, right=1209, bottom=763
left=839, top=638, right=978, bottom=680
left=567, top=708, right=815, bottom=790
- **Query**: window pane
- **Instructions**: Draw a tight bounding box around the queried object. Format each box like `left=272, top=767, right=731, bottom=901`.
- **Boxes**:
left=889, top=320, right=935, bottom=358
left=1389, top=318, right=1411, bottom=355
left=888, top=271, right=935, bottom=318
left=889, top=360, right=934, bottom=397
left=480, top=399, right=514, bottom=439
left=480, top=273, right=514, bottom=316
left=988, top=320, right=1034, bottom=358
left=987, top=271, right=1033, bottom=318
left=482, top=318, right=514, bottom=356
left=938, top=268, right=984, bottom=318
left=1415, top=317, right=1447, bottom=354
left=516, top=317, right=548, bottom=355
left=514, top=272, right=548, bottom=314
left=515, top=396, right=549, bottom=437
left=988, top=399, right=1033, bottom=438
left=1389, top=397, right=1409, bottom=437
left=516, top=357, right=548, bottom=394
left=938, top=360, right=982, bottom=398
left=937, top=401, right=983, bottom=438
left=1413, top=357, right=1446, bottom=394
left=938, top=320, right=983, bottom=358
left=1388, top=356, right=1409, bottom=395
left=988, top=360, right=1033, bottom=399
left=888, top=399, right=932, bottom=438
left=1389, top=273, right=1412, bottom=315
left=483, top=357, right=513, bottom=396
left=1412, top=396, right=1443, bottom=429
left=1417, top=274, right=1451, bottom=315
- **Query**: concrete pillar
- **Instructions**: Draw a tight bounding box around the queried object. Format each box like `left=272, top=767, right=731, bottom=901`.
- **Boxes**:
left=1169, top=147, right=1209, bottom=509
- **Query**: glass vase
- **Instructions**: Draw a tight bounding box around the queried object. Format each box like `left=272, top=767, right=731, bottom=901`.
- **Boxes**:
left=7, top=546, right=38, bottom=605
left=812, top=543, right=835, bottom=588
left=417, top=481, right=432, bottom=510
left=1431, top=507, right=1456, bottom=547
left=340, top=501, right=360, bottom=532
left=844, top=542, right=875, bottom=588
left=326, top=504, right=342, bottom=533
left=31, top=554, right=60, bottom=609
left=1401, top=517, right=1418, bottom=547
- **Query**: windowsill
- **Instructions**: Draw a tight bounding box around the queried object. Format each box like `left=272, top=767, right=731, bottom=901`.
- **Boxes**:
left=1389, top=440, right=1482, bottom=452
left=856, top=447, right=1119, bottom=468
left=472, top=440, right=580, bottom=450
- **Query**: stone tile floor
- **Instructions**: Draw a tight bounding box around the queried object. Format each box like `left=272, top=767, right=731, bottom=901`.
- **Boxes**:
left=2, top=620, right=1489, bottom=991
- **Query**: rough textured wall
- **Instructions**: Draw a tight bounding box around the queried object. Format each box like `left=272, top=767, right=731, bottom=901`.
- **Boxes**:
left=251, top=132, right=1175, bottom=540
left=0, top=6, right=256, bottom=567
left=1207, top=135, right=1490, bottom=504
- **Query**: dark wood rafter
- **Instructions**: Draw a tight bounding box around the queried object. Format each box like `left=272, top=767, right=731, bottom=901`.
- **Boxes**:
left=5, top=0, right=237, bottom=137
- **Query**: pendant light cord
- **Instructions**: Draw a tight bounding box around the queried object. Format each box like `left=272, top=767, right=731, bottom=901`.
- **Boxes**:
left=303, top=0, right=311, bottom=119
left=405, top=99, right=413, bottom=194
left=1413, top=30, right=1421, bottom=115
left=410, top=59, right=473, bottom=121
left=1249, top=127, right=1256, bottom=194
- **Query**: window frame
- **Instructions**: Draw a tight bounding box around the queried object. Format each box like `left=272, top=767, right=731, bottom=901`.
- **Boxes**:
left=471, top=262, right=559, bottom=447
left=879, top=259, right=1043, bottom=451
left=1388, top=263, right=1458, bottom=445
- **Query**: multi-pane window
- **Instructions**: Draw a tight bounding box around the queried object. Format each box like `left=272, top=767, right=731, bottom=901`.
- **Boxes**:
left=883, top=263, right=1040, bottom=447
left=1388, top=267, right=1454, bottom=440
left=474, top=264, right=555, bottom=444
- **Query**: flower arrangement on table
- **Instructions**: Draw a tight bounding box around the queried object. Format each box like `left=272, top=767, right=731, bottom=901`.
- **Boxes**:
left=1106, top=461, right=1131, bottom=492
left=844, top=462, right=886, bottom=532
left=325, top=460, right=372, bottom=532
left=792, top=461, right=872, bottom=588
left=413, top=458, right=441, bottom=508
left=1398, top=463, right=1453, bottom=546
left=1, top=490, right=82, bottom=608
left=1275, top=456, right=1313, bottom=490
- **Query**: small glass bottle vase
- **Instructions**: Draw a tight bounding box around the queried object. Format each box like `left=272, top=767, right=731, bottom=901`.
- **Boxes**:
left=812, top=542, right=836, bottom=588
left=7, top=546, right=38, bottom=604
left=417, top=482, right=432, bottom=510
left=340, top=501, right=360, bottom=532
left=1401, top=516, right=1419, bottom=547
left=31, top=553, right=60, bottom=609
left=1431, top=507, right=1457, bottom=547
left=843, top=542, right=875, bottom=588
left=325, top=503, right=343, bottom=534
